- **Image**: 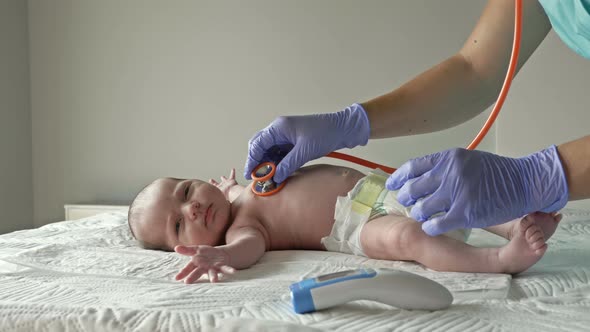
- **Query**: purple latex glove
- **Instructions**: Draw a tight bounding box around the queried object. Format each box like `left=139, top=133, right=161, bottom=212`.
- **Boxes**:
left=386, top=146, right=569, bottom=236
left=244, top=103, right=370, bottom=183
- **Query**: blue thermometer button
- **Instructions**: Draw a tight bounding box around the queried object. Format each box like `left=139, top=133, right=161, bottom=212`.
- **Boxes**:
left=290, top=268, right=377, bottom=314
left=290, top=282, right=315, bottom=314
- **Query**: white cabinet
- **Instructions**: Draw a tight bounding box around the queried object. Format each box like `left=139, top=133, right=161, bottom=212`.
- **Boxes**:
left=64, top=204, right=129, bottom=220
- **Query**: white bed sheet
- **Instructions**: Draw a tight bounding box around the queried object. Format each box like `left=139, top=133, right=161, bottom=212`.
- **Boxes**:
left=1, top=209, right=589, bottom=331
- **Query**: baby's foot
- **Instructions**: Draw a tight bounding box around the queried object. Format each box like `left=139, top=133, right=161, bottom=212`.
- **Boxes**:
left=498, top=214, right=551, bottom=274
left=545, top=212, right=563, bottom=240
left=507, top=211, right=561, bottom=242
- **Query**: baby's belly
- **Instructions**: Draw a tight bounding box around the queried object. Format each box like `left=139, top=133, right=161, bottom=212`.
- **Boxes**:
left=256, top=165, right=365, bottom=250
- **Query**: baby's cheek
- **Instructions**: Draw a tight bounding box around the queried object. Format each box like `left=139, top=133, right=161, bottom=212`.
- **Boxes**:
left=183, top=229, right=203, bottom=247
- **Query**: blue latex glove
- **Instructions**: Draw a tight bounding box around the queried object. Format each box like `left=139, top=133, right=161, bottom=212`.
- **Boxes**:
left=386, top=146, right=569, bottom=236
left=244, top=103, right=370, bottom=183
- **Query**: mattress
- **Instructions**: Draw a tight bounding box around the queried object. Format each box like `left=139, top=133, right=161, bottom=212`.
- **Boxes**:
left=1, top=209, right=589, bottom=331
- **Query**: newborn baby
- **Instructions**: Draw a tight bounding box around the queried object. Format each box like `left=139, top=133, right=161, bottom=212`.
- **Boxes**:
left=128, top=165, right=560, bottom=283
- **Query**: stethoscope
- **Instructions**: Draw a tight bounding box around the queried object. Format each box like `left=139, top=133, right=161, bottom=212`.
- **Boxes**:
left=252, top=0, right=523, bottom=196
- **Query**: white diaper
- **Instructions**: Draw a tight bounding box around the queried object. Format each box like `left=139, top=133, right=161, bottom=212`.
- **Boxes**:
left=321, top=170, right=470, bottom=257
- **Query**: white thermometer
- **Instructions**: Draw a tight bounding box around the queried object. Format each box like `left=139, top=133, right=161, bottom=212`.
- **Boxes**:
left=290, top=268, right=453, bottom=314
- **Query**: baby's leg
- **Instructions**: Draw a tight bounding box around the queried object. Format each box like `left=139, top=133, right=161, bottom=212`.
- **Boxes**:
left=360, top=214, right=546, bottom=274
left=485, top=212, right=561, bottom=241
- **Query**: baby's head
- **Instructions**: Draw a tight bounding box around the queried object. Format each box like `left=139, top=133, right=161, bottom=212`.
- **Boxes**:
left=128, top=177, right=232, bottom=251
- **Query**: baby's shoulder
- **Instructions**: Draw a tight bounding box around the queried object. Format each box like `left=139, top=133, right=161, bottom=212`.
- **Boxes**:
left=228, top=215, right=261, bottom=230
left=228, top=203, right=265, bottom=231
left=225, top=212, right=269, bottom=244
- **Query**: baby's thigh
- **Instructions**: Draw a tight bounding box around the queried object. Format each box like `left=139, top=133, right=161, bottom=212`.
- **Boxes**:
left=360, top=214, right=427, bottom=261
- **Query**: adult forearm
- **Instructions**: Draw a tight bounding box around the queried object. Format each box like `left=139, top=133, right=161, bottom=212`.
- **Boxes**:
left=361, top=54, right=497, bottom=138
left=361, top=0, right=551, bottom=140
left=557, top=135, right=590, bottom=200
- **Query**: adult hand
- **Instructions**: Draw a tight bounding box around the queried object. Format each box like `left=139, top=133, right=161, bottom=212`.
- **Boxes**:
left=244, top=103, right=370, bottom=183
left=386, top=146, right=568, bottom=236
left=175, top=245, right=235, bottom=284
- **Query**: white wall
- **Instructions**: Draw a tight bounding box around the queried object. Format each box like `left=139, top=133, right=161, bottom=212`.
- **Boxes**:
left=19, top=0, right=590, bottom=226
left=0, top=0, right=33, bottom=233
left=496, top=30, right=590, bottom=209
left=29, top=0, right=496, bottom=226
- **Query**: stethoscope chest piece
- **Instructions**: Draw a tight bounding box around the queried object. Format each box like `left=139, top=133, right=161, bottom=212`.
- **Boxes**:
left=251, top=162, right=286, bottom=196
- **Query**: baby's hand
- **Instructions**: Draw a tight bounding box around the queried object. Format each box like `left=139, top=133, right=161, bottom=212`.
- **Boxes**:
left=209, top=168, right=238, bottom=200
left=174, top=245, right=236, bottom=284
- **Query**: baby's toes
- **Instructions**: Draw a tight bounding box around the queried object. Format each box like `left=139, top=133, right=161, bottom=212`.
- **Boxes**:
left=525, top=225, right=543, bottom=241
left=519, top=215, right=534, bottom=236
left=530, top=236, right=546, bottom=251
left=525, top=226, right=545, bottom=250
left=534, top=243, right=548, bottom=256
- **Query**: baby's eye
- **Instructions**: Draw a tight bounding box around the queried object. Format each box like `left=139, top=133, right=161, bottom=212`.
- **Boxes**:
left=184, top=184, right=190, bottom=200
left=175, top=220, right=181, bottom=235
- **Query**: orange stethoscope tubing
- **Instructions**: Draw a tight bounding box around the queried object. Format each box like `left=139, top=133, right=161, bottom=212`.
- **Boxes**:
left=328, top=0, right=523, bottom=174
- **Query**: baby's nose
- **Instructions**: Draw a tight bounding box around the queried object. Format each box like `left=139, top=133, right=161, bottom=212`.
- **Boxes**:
left=185, top=202, right=201, bottom=220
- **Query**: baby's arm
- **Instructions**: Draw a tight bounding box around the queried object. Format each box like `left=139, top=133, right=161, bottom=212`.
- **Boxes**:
left=175, top=226, right=266, bottom=283
left=209, top=168, right=245, bottom=202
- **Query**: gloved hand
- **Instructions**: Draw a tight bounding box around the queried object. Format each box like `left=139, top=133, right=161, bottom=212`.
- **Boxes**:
left=244, top=103, right=370, bottom=183
left=386, top=146, right=569, bottom=236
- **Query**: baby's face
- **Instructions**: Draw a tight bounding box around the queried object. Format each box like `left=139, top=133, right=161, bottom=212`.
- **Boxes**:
left=134, top=178, right=231, bottom=251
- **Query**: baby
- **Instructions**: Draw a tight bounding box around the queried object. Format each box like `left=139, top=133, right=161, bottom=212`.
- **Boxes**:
left=128, top=165, right=561, bottom=283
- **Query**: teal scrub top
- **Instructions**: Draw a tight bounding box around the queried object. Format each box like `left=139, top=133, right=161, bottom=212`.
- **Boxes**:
left=538, top=0, right=590, bottom=59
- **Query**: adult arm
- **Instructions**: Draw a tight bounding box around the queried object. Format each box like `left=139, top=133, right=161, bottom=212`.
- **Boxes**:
left=244, top=0, right=552, bottom=183
left=363, top=0, right=552, bottom=138
left=558, top=135, right=590, bottom=200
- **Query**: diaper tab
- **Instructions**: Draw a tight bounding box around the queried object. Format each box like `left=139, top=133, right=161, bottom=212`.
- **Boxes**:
left=350, top=172, right=388, bottom=210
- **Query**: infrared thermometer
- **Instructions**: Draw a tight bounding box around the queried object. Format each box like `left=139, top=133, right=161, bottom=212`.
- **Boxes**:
left=290, top=268, right=452, bottom=314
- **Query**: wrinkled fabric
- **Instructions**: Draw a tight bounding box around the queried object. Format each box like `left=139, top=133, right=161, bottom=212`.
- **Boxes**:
left=539, top=0, right=590, bottom=59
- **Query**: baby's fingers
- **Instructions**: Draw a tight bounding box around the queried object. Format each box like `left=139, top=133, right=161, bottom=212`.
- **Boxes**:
left=208, top=266, right=235, bottom=283
left=229, top=168, right=235, bottom=179
left=175, top=262, right=196, bottom=281
left=209, top=179, right=219, bottom=185
left=184, top=266, right=207, bottom=284
left=175, top=245, right=197, bottom=256
left=219, top=265, right=236, bottom=275
left=208, top=269, right=219, bottom=283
